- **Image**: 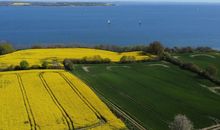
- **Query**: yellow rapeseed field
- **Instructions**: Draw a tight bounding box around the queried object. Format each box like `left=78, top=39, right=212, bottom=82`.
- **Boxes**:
left=20, top=72, right=68, bottom=130
left=0, top=70, right=126, bottom=130
left=43, top=72, right=99, bottom=128
left=0, top=74, right=30, bottom=130
left=0, top=48, right=151, bottom=69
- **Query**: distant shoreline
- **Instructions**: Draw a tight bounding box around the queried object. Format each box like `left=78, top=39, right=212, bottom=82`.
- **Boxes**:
left=0, top=1, right=114, bottom=7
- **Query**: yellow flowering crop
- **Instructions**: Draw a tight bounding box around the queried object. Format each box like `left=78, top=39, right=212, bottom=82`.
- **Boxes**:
left=0, top=48, right=151, bottom=69
left=0, top=70, right=127, bottom=130
left=0, top=74, right=30, bottom=130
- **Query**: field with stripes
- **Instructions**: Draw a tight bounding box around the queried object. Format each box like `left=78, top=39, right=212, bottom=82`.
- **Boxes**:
left=0, top=70, right=126, bottom=130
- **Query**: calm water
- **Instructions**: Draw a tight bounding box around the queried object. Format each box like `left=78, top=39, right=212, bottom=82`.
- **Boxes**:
left=0, top=3, right=220, bottom=49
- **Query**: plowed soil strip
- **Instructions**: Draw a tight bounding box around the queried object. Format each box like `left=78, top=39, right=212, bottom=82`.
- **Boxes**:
left=39, top=72, right=74, bottom=130
left=16, top=74, right=37, bottom=130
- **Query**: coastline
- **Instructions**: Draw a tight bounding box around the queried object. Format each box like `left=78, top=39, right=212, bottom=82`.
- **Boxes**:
left=0, top=1, right=114, bottom=7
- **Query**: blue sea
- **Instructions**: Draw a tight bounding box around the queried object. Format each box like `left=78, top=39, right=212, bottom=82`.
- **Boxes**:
left=0, top=2, right=220, bottom=49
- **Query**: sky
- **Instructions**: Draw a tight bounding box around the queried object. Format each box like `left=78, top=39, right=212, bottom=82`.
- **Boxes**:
left=1, top=0, right=220, bottom=3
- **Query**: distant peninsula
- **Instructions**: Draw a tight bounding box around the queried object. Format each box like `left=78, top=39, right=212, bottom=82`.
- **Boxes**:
left=0, top=1, right=114, bottom=6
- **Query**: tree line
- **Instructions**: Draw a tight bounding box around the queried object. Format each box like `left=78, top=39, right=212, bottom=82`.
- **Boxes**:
left=0, top=41, right=217, bottom=56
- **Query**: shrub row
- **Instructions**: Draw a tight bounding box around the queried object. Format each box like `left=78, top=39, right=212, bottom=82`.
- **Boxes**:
left=63, top=55, right=111, bottom=64
left=162, top=52, right=220, bottom=85
left=165, top=46, right=215, bottom=53
left=30, top=41, right=217, bottom=53
left=63, top=55, right=111, bottom=70
left=63, top=55, right=160, bottom=70
left=3, top=60, right=64, bottom=71
left=119, top=56, right=136, bottom=63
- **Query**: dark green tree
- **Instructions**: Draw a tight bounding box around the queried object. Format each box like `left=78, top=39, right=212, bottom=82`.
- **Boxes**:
left=0, top=42, right=15, bottom=55
left=146, top=41, right=164, bottom=56
left=20, top=60, right=29, bottom=70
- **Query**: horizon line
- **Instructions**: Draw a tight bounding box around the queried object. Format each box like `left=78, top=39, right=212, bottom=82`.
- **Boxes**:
left=0, top=0, right=220, bottom=3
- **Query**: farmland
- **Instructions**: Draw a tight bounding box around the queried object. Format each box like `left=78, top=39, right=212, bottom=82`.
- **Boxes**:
left=73, top=62, right=220, bottom=130
left=0, top=48, right=150, bottom=69
left=1, top=47, right=220, bottom=130
left=173, top=52, right=220, bottom=78
left=0, top=70, right=126, bottom=130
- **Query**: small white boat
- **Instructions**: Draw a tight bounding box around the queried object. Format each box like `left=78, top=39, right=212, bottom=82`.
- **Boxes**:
left=139, top=20, right=142, bottom=25
left=107, top=20, right=111, bottom=24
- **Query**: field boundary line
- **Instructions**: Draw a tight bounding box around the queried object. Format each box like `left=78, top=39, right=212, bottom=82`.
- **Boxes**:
left=39, top=72, right=74, bottom=130
left=58, top=72, right=107, bottom=129
left=95, top=91, right=147, bottom=130
left=76, top=75, right=147, bottom=130
left=68, top=72, right=147, bottom=130
left=16, top=74, right=38, bottom=130
left=59, top=72, right=104, bottom=118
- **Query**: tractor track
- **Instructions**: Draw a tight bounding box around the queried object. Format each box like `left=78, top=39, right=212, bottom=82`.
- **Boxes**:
left=78, top=75, right=148, bottom=130
left=92, top=86, right=147, bottom=130
left=103, top=97, right=147, bottom=130
left=39, top=72, right=74, bottom=130
left=58, top=72, right=107, bottom=129
left=16, top=74, right=38, bottom=130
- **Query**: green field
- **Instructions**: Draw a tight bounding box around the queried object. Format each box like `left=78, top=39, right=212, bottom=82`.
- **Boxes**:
left=73, top=62, right=220, bottom=130
left=174, top=52, right=220, bottom=78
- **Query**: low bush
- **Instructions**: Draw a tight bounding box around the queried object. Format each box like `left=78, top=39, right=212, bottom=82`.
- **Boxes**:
left=205, top=65, right=218, bottom=77
left=4, top=65, right=15, bottom=71
left=31, top=65, right=41, bottom=69
left=82, top=55, right=111, bottom=64
left=120, top=56, right=136, bottom=63
left=41, top=61, right=49, bottom=69
left=14, top=65, right=21, bottom=70
left=47, top=65, right=64, bottom=69
left=63, top=59, right=74, bottom=70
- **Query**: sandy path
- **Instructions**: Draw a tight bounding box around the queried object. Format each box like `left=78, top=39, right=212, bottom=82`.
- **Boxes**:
left=82, top=66, right=90, bottom=72
left=106, top=66, right=130, bottom=71
left=148, top=64, right=169, bottom=68
left=200, top=84, right=220, bottom=96
left=201, top=124, right=220, bottom=130
left=190, top=54, right=216, bottom=59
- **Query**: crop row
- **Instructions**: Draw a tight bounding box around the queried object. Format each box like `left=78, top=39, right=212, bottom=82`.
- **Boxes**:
left=0, top=71, right=125, bottom=130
